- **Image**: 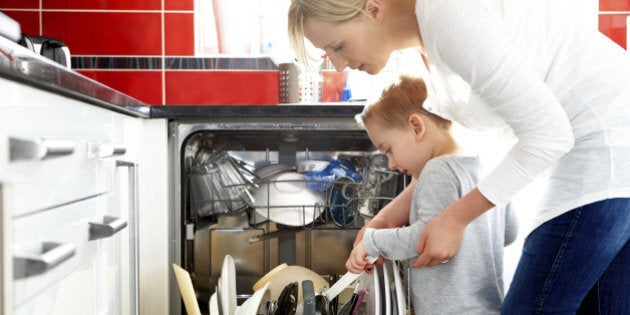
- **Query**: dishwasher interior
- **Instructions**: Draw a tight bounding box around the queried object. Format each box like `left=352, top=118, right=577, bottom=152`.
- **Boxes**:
left=171, top=115, right=407, bottom=314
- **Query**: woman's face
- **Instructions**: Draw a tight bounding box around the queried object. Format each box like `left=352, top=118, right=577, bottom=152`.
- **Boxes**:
left=303, top=16, right=392, bottom=74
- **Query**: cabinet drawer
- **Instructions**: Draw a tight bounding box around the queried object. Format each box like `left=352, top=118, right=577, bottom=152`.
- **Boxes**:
left=11, top=195, right=118, bottom=307
left=0, top=81, right=129, bottom=217
left=13, top=258, right=97, bottom=315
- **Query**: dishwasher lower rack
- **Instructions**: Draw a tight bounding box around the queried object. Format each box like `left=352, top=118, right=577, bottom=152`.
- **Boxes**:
left=199, top=247, right=410, bottom=315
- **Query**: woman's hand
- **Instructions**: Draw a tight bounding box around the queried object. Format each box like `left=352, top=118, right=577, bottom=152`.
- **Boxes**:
left=413, top=188, right=495, bottom=267
left=412, top=211, right=465, bottom=267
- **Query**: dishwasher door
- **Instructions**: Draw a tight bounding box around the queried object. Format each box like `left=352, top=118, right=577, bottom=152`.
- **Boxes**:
left=168, top=115, right=403, bottom=315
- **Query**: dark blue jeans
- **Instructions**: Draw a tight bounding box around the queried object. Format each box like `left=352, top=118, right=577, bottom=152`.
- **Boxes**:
left=502, top=198, right=630, bottom=314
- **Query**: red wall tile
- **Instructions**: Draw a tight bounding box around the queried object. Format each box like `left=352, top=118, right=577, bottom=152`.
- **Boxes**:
left=0, top=1, right=38, bottom=9
left=599, top=14, right=628, bottom=49
left=42, top=12, right=162, bottom=55
left=165, top=71, right=279, bottom=105
left=79, top=70, right=163, bottom=105
left=43, top=0, right=161, bottom=11
left=165, top=13, right=194, bottom=56
left=165, top=0, right=194, bottom=11
left=2, top=11, right=40, bottom=35
left=600, top=0, right=630, bottom=11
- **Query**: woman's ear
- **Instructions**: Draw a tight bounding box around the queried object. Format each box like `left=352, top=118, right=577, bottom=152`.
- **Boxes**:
left=365, top=0, right=384, bottom=21
left=408, top=114, right=426, bottom=140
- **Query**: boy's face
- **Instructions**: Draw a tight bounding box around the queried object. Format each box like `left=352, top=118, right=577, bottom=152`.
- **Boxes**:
left=364, top=116, right=432, bottom=179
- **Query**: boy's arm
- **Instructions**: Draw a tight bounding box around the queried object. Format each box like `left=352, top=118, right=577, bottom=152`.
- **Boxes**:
left=353, top=178, right=415, bottom=246
left=362, top=164, right=459, bottom=261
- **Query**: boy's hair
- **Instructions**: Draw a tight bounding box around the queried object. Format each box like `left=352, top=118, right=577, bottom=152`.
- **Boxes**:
left=288, top=0, right=371, bottom=66
left=358, top=75, right=452, bottom=130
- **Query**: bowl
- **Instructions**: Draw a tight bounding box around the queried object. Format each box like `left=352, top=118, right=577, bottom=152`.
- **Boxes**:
left=297, top=160, right=329, bottom=173
left=253, top=171, right=325, bottom=226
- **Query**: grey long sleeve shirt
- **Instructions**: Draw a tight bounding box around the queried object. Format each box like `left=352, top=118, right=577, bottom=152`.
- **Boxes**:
left=363, top=155, right=518, bottom=314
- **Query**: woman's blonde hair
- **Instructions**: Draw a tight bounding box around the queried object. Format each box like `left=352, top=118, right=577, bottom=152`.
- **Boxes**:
left=358, top=75, right=451, bottom=130
left=288, top=0, right=370, bottom=65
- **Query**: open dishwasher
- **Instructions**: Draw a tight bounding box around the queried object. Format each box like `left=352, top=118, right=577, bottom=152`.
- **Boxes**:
left=166, top=106, right=407, bottom=315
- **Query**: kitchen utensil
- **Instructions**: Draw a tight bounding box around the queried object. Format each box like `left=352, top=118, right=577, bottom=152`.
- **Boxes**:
left=351, top=290, right=366, bottom=315
left=253, top=171, right=325, bottom=226
left=253, top=265, right=330, bottom=305
left=315, top=295, right=331, bottom=315
left=321, top=256, right=377, bottom=302
left=276, top=282, right=298, bottom=315
left=302, top=280, right=316, bottom=315
left=172, top=263, right=202, bottom=315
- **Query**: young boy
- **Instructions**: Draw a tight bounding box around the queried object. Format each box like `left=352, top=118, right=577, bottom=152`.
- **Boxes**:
left=347, top=75, right=518, bottom=314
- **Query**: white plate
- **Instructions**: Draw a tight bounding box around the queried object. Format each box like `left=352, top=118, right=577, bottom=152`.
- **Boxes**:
left=236, top=282, right=271, bottom=315
left=382, top=263, right=392, bottom=315
left=209, top=292, right=220, bottom=315
left=253, top=172, right=325, bottom=226
left=392, top=261, right=406, bottom=313
left=373, top=266, right=382, bottom=315
left=220, top=255, right=237, bottom=315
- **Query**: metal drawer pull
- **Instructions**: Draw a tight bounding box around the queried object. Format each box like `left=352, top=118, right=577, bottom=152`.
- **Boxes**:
left=87, top=141, right=127, bottom=159
left=13, top=242, right=76, bottom=279
left=9, top=137, right=75, bottom=162
left=89, top=215, right=128, bottom=240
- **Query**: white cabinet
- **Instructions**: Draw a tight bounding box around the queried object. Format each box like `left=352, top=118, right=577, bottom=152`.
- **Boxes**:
left=0, top=76, right=142, bottom=315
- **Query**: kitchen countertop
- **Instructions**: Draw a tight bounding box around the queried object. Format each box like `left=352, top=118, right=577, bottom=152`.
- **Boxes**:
left=0, top=35, right=150, bottom=118
left=0, top=35, right=366, bottom=120
left=147, top=104, right=365, bottom=119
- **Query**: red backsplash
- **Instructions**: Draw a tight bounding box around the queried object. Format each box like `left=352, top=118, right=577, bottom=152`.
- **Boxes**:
left=1, top=2, right=628, bottom=105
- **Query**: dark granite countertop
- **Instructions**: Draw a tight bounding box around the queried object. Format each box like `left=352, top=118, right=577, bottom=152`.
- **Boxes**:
left=147, top=104, right=365, bottom=119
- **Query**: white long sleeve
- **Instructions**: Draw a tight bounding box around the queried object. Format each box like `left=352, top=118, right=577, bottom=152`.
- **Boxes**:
left=416, top=0, right=630, bottom=230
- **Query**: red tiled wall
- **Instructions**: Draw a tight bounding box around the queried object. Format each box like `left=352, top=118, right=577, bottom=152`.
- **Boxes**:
left=599, top=0, right=630, bottom=49
left=2, top=2, right=628, bottom=105
left=0, top=0, right=278, bottom=105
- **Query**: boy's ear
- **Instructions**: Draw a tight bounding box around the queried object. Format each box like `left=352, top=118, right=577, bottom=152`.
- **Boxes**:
left=408, top=114, right=425, bottom=140
left=365, top=0, right=384, bottom=21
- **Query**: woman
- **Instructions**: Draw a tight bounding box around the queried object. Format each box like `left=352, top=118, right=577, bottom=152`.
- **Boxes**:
left=288, top=0, right=630, bottom=313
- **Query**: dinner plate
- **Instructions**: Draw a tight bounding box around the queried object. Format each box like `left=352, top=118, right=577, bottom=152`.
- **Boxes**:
left=220, top=255, right=237, bottom=315
left=372, top=265, right=382, bottom=315
left=392, top=261, right=406, bottom=313
left=253, top=172, right=325, bottom=226
left=209, top=291, right=220, bottom=315
left=382, top=263, right=392, bottom=315
left=235, top=282, right=271, bottom=315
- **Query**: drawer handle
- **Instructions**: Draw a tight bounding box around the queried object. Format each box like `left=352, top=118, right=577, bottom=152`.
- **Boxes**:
left=87, top=141, right=126, bottom=159
left=89, top=215, right=128, bottom=240
left=13, top=242, right=76, bottom=279
left=9, top=137, right=75, bottom=162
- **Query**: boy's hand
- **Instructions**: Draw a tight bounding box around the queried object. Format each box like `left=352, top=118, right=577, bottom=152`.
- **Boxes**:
left=345, top=243, right=377, bottom=274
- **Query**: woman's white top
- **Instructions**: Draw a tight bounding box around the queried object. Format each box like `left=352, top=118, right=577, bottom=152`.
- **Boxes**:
left=415, top=0, right=630, bottom=231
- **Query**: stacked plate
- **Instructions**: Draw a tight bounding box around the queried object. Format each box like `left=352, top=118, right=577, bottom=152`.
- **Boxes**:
left=212, top=255, right=272, bottom=315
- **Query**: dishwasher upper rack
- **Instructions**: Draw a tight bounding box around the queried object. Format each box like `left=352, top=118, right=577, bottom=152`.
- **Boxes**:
left=188, top=157, right=400, bottom=229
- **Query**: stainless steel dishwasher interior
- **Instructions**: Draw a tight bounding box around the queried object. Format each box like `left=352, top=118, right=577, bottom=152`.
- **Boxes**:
left=169, top=117, right=406, bottom=315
